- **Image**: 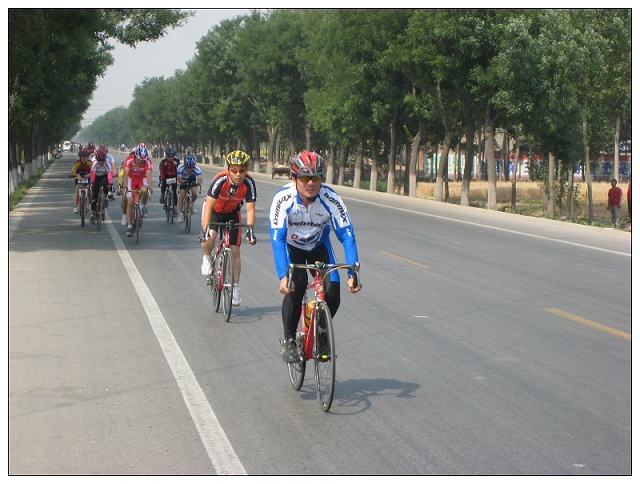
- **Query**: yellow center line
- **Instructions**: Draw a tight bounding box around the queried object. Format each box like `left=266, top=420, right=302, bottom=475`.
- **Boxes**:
left=542, top=308, right=631, bottom=340
left=379, top=251, right=430, bottom=269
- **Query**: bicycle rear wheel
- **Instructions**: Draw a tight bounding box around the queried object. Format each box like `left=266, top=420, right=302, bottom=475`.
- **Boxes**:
left=221, top=249, right=234, bottom=322
left=96, top=195, right=103, bottom=231
left=287, top=321, right=306, bottom=391
left=314, top=301, right=335, bottom=412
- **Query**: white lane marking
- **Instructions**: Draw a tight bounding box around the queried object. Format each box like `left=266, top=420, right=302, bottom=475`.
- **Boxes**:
left=106, top=215, right=246, bottom=475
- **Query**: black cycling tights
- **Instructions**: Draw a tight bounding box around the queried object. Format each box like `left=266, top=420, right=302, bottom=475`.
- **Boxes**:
left=282, top=244, right=340, bottom=339
left=91, top=176, right=110, bottom=212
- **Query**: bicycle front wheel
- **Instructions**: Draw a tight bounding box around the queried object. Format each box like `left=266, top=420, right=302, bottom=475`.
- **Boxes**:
left=80, top=192, right=86, bottom=227
left=314, top=301, right=335, bottom=412
left=165, top=199, right=170, bottom=223
left=184, top=198, right=191, bottom=232
left=135, top=203, right=141, bottom=244
left=211, top=255, right=222, bottom=313
left=168, top=196, right=175, bottom=224
left=221, top=249, right=234, bottom=322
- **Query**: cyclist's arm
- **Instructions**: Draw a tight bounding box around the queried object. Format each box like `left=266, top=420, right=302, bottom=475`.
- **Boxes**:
left=245, top=201, right=256, bottom=227
left=244, top=201, right=256, bottom=244
left=268, top=210, right=291, bottom=279
left=200, top=195, right=217, bottom=236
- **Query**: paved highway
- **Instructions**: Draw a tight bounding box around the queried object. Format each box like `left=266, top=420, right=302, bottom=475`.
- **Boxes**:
left=9, top=152, right=631, bottom=475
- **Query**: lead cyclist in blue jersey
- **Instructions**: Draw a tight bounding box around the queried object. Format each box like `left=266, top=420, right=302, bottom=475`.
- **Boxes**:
left=268, top=151, right=361, bottom=362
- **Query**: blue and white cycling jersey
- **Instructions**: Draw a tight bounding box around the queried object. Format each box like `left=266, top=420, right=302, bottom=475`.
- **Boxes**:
left=176, top=163, right=202, bottom=182
left=269, top=182, right=359, bottom=280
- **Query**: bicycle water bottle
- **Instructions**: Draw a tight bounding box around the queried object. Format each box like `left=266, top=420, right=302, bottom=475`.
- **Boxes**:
left=304, top=301, right=315, bottom=330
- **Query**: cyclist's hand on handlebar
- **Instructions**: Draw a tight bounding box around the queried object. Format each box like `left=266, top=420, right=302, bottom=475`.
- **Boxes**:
left=347, top=275, right=361, bottom=294
left=199, top=229, right=208, bottom=242
left=245, top=225, right=256, bottom=245
left=279, top=276, right=292, bottom=295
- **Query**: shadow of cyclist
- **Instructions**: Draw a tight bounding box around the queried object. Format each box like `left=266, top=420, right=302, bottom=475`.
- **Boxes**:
left=329, top=378, right=420, bottom=415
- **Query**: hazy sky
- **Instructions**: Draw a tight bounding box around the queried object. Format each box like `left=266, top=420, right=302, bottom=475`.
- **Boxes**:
left=82, top=8, right=252, bottom=126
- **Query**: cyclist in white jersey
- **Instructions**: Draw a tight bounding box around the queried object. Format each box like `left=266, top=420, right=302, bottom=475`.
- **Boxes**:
left=268, top=151, right=361, bottom=362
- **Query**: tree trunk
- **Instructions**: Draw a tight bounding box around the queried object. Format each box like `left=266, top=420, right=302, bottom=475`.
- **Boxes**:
left=502, top=130, right=509, bottom=182
left=305, top=121, right=312, bottom=152
left=369, top=140, right=378, bottom=192
left=614, top=115, right=620, bottom=181
left=461, top=107, right=475, bottom=206
left=435, top=136, right=451, bottom=202
left=545, top=152, right=555, bottom=218
left=387, top=112, right=398, bottom=194
left=583, top=102, right=594, bottom=224
left=337, top=146, right=348, bottom=187
left=511, top=136, right=521, bottom=213
left=353, top=139, right=363, bottom=190
left=485, top=120, right=497, bottom=209
left=266, top=124, right=278, bottom=175
left=567, top=167, right=575, bottom=220
left=408, top=118, right=425, bottom=198
left=326, top=146, right=336, bottom=185
left=287, top=122, right=296, bottom=161
left=252, top=126, right=260, bottom=172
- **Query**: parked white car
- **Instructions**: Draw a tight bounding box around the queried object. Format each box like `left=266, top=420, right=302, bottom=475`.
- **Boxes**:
left=62, top=141, right=72, bottom=151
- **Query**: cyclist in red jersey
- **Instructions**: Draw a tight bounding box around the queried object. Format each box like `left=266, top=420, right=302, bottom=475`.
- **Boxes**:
left=70, top=148, right=93, bottom=213
left=123, top=143, right=153, bottom=236
left=158, top=147, right=180, bottom=216
left=199, top=150, right=257, bottom=306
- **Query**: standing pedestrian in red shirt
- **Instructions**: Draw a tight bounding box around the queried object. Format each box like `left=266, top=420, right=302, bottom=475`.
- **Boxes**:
left=607, top=178, right=623, bottom=229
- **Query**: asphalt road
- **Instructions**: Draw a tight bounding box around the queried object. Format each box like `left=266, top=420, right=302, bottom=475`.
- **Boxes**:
left=8, top=153, right=632, bottom=475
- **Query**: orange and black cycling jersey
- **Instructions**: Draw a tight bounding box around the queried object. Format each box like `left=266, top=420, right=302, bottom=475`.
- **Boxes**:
left=71, top=160, right=92, bottom=177
left=207, top=171, right=257, bottom=214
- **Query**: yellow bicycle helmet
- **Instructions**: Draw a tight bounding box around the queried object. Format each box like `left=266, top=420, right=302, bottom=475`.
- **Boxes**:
left=225, top=150, right=250, bottom=167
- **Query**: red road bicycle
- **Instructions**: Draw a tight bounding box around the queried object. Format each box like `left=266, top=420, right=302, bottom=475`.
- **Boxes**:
left=284, top=261, right=361, bottom=412
left=127, top=189, right=144, bottom=244
left=205, top=221, right=254, bottom=322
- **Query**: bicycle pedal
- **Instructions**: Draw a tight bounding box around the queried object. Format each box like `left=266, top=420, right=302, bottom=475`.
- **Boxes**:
left=205, top=276, right=212, bottom=285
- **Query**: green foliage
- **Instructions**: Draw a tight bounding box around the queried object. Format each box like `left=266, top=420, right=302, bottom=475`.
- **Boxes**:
left=12, top=7, right=630, bottom=219
left=9, top=8, right=191, bottom=161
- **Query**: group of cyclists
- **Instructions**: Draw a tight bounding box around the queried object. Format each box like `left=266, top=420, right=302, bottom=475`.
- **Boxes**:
left=69, top=143, right=362, bottom=363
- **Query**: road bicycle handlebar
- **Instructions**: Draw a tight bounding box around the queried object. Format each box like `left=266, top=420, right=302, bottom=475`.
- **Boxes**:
left=205, top=221, right=255, bottom=243
left=286, top=261, right=361, bottom=290
left=69, top=175, right=90, bottom=184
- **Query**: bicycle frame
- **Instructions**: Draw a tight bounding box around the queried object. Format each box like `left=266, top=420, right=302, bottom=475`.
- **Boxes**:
left=206, top=221, right=253, bottom=322
left=128, top=189, right=143, bottom=244
left=182, top=181, right=200, bottom=233
left=78, top=179, right=90, bottom=227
